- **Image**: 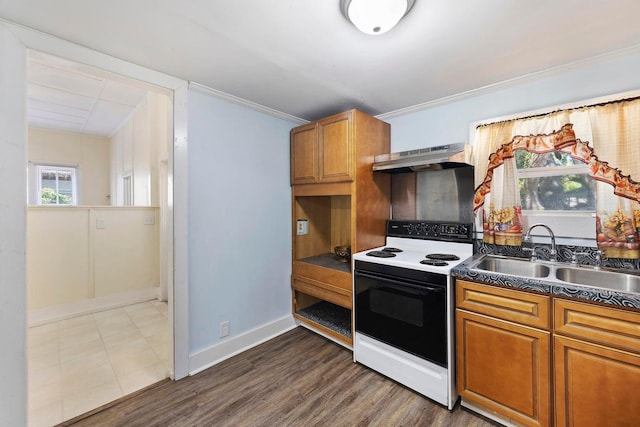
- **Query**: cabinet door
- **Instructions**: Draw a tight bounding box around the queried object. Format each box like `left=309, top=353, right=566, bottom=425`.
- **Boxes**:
left=318, top=112, right=353, bottom=183
left=457, top=310, right=551, bottom=427
left=554, top=335, right=640, bottom=427
left=291, top=123, right=318, bottom=184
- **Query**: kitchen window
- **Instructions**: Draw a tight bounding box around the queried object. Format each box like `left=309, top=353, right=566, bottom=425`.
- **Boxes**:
left=36, top=165, right=78, bottom=205
left=515, top=150, right=596, bottom=241
left=473, top=91, right=640, bottom=247
left=515, top=150, right=595, bottom=212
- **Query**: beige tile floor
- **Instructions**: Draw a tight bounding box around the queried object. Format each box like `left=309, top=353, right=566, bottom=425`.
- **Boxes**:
left=28, top=300, right=169, bottom=427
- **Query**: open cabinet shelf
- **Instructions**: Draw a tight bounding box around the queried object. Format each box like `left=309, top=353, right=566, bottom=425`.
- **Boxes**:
left=296, top=300, right=352, bottom=340
left=290, top=109, right=391, bottom=348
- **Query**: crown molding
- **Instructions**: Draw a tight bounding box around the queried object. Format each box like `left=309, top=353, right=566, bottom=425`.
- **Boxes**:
left=376, top=43, right=640, bottom=120
left=188, top=82, right=308, bottom=125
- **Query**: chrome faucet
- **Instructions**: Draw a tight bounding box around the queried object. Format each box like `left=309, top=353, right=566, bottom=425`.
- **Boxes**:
left=594, top=250, right=605, bottom=270
left=523, top=223, right=558, bottom=262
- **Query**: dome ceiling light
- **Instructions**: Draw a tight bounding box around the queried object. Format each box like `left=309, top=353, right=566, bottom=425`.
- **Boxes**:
left=340, top=0, right=416, bottom=35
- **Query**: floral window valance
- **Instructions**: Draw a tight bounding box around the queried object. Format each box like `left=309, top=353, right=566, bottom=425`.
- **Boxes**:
left=472, top=96, right=640, bottom=258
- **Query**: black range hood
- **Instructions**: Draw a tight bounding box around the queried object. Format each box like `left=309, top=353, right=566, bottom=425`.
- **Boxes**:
left=373, top=143, right=471, bottom=173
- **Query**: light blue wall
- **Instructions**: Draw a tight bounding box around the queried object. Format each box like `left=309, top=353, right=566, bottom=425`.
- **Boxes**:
left=385, top=48, right=640, bottom=152
left=187, top=90, right=297, bottom=353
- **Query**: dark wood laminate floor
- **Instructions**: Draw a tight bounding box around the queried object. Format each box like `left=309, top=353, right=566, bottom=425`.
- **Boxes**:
left=60, top=327, right=498, bottom=427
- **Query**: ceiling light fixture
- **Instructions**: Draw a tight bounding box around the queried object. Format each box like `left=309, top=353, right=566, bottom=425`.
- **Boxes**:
left=341, top=0, right=416, bottom=35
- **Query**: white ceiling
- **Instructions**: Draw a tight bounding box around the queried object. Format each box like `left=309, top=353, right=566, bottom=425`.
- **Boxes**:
left=2, top=0, right=640, bottom=125
left=27, top=52, right=150, bottom=137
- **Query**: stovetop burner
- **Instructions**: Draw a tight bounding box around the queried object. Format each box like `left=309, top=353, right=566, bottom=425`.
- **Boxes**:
left=366, top=250, right=397, bottom=258
left=382, top=247, right=403, bottom=253
left=425, top=253, right=460, bottom=261
left=420, top=259, right=449, bottom=266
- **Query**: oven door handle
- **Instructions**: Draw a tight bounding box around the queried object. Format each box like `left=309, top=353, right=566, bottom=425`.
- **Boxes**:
left=355, top=271, right=445, bottom=295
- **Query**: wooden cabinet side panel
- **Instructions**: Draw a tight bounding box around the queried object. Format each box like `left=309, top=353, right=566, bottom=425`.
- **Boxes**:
left=554, top=335, right=640, bottom=427
left=554, top=298, right=640, bottom=353
left=457, top=280, right=550, bottom=329
left=291, top=123, right=318, bottom=184
left=456, top=310, right=551, bottom=427
left=352, top=110, right=391, bottom=252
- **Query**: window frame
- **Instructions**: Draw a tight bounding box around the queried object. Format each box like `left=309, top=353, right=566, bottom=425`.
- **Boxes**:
left=35, top=164, right=79, bottom=206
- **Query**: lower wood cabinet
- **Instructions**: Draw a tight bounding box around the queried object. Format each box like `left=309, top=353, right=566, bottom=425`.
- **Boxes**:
left=456, top=280, right=551, bottom=427
left=456, top=279, right=640, bottom=427
left=553, top=298, right=640, bottom=427
left=554, top=335, right=640, bottom=427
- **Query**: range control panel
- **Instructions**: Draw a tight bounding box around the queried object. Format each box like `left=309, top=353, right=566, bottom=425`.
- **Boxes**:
left=386, top=220, right=474, bottom=243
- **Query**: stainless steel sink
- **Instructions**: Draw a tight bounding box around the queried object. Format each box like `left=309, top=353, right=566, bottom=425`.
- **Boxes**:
left=472, top=256, right=551, bottom=278
left=555, top=267, right=640, bottom=293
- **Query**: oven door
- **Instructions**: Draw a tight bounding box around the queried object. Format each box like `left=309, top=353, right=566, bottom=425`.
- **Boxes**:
left=354, top=260, right=447, bottom=367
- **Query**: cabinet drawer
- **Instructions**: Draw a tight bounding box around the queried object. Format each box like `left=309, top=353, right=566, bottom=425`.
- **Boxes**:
left=456, top=280, right=550, bottom=329
left=554, top=298, right=640, bottom=353
left=292, top=276, right=352, bottom=309
left=293, top=262, right=351, bottom=291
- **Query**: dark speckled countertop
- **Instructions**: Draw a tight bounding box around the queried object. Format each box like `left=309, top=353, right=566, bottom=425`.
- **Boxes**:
left=452, top=253, right=640, bottom=311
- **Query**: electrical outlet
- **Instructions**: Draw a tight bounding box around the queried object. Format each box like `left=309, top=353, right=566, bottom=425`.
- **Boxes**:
left=219, top=320, right=230, bottom=338
left=96, top=218, right=105, bottom=229
left=296, top=219, right=308, bottom=235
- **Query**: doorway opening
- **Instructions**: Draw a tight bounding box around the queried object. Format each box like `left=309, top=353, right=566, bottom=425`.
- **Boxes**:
left=25, top=51, right=175, bottom=425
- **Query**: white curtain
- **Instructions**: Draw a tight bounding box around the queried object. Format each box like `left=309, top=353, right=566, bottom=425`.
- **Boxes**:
left=472, top=98, right=640, bottom=257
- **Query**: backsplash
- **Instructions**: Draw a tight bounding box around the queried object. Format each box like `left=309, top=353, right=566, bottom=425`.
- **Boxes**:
left=475, top=240, right=640, bottom=271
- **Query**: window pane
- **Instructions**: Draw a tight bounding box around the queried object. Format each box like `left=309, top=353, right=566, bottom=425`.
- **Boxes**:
left=519, top=174, right=596, bottom=211
left=515, top=150, right=585, bottom=169
left=57, top=171, right=73, bottom=204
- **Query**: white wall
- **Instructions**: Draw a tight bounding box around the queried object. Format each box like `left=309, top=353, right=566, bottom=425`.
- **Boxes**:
left=110, top=92, right=170, bottom=206
left=187, top=88, right=297, bottom=359
left=0, top=24, right=27, bottom=427
left=28, top=127, right=111, bottom=205
left=383, top=48, right=640, bottom=152
left=27, top=207, right=160, bottom=309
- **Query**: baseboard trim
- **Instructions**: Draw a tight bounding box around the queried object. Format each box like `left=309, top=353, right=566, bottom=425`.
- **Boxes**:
left=28, top=286, right=160, bottom=326
left=188, top=314, right=298, bottom=375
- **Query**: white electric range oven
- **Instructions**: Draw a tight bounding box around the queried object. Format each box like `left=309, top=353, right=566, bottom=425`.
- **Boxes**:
left=352, top=220, right=474, bottom=410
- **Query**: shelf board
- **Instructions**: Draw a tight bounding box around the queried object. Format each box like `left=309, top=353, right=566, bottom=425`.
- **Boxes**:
left=298, top=253, right=351, bottom=273
left=296, top=300, right=352, bottom=341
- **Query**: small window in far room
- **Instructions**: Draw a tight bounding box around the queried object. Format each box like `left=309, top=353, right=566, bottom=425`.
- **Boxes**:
left=36, top=165, right=77, bottom=205
left=123, top=174, right=133, bottom=206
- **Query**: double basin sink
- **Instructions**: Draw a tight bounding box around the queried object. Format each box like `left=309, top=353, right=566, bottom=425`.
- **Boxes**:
left=469, top=255, right=640, bottom=294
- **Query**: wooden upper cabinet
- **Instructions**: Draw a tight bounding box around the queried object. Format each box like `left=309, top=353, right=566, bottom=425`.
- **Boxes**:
left=318, top=112, right=352, bottom=183
left=290, top=122, right=318, bottom=185
left=291, top=111, right=354, bottom=185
